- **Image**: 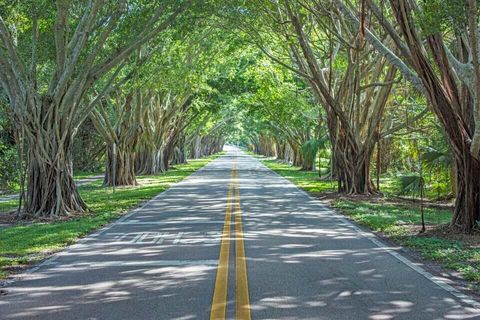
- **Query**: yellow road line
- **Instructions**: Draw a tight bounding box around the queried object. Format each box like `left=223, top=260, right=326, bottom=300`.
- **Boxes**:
left=234, top=169, right=251, bottom=320
left=210, top=164, right=235, bottom=320
left=210, top=163, right=251, bottom=320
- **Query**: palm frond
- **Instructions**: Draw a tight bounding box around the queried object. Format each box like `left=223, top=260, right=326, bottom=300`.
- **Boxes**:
left=399, top=174, right=424, bottom=195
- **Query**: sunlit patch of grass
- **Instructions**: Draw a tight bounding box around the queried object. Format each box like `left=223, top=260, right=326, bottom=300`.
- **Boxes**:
left=261, top=159, right=335, bottom=193
left=0, top=153, right=221, bottom=279
left=0, top=200, right=17, bottom=213
left=402, top=237, right=480, bottom=282
left=377, top=176, right=400, bottom=195
left=377, top=174, right=451, bottom=200
left=334, top=200, right=452, bottom=235
left=72, top=171, right=103, bottom=180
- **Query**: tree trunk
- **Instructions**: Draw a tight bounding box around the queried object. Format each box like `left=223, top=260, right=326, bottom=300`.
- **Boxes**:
left=292, top=144, right=303, bottom=167
left=379, top=137, right=393, bottom=174
left=334, top=142, right=376, bottom=194
left=301, top=151, right=315, bottom=171
left=383, top=0, right=479, bottom=232
left=276, top=140, right=286, bottom=160
left=451, top=153, right=480, bottom=232
left=171, top=134, right=187, bottom=165
left=172, top=146, right=187, bottom=165
left=191, top=135, right=202, bottom=159
left=301, top=142, right=317, bottom=171
left=162, top=143, right=174, bottom=172
left=259, top=135, right=276, bottom=157
left=135, top=149, right=166, bottom=175
left=104, top=145, right=137, bottom=186
left=25, top=137, right=87, bottom=217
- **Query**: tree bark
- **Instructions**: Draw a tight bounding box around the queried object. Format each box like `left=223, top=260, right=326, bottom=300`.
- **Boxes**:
left=450, top=159, right=457, bottom=197
left=190, top=135, right=203, bottom=159
left=451, top=151, right=480, bottom=230
left=135, top=149, right=166, bottom=175
left=172, top=146, right=187, bottom=165
left=276, top=140, right=286, bottom=160
left=103, top=144, right=137, bottom=186
left=25, top=135, right=87, bottom=216
left=291, top=143, right=303, bottom=167
left=334, top=145, right=376, bottom=194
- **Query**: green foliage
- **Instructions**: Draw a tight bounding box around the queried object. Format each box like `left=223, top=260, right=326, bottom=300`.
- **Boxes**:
left=72, top=119, right=104, bottom=173
left=398, top=174, right=424, bottom=196
left=301, top=139, right=321, bottom=163
left=0, top=141, right=18, bottom=192
left=224, top=54, right=322, bottom=150
left=421, top=147, right=452, bottom=170
left=417, top=0, right=471, bottom=35
left=403, top=237, right=480, bottom=282
left=334, top=200, right=451, bottom=236
left=0, top=111, right=19, bottom=192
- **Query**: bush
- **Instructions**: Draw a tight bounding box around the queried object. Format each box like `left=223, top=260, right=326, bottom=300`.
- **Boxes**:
left=0, top=110, right=19, bottom=192
left=72, top=118, right=105, bottom=173
left=0, top=141, right=19, bottom=192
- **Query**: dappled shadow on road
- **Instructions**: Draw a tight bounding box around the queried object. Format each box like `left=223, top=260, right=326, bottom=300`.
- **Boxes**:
left=0, top=150, right=478, bottom=319
left=0, top=156, right=232, bottom=320
left=232, top=153, right=479, bottom=320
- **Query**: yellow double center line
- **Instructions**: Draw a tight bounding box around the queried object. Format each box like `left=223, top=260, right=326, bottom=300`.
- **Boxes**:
left=210, top=163, right=251, bottom=320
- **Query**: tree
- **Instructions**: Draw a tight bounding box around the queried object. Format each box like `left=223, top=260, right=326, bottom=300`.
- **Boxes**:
left=336, top=0, right=479, bottom=231
left=0, top=1, right=190, bottom=216
left=243, top=58, right=322, bottom=169
left=91, top=91, right=144, bottom=186
left=233, top=0, right=398, bottom=193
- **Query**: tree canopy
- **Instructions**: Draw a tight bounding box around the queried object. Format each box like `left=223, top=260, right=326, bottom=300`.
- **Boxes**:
left=0, top=0, right=479, bottom=232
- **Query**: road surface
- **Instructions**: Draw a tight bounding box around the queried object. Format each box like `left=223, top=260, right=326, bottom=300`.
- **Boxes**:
left=1, top=147, right=479, bottom=319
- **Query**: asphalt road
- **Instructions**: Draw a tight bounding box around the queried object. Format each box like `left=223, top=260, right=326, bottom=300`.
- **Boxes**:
left=1, top=147, right=479, bottom=319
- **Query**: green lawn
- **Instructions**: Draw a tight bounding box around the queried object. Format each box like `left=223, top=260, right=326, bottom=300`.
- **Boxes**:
left=72, top=171, right=103, bottom=180
left=0, top=154, right=221, bottom=279
left=261, top=159, right=335, bottom=193
left=260, top=156, right=480, bottom=286
left=333, top=200, right=452, bottom=237
left=0, top=200, right=17, bottom=213
left=0, top=171, right=104, bottom=213
left=377, top=175, right=452, bottom=200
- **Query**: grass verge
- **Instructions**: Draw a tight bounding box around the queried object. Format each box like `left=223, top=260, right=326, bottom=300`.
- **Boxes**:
left=0, top=154, right=221, bottom=279
left=0, top=200, right=17, bottom=214
left=260, top=156, right=480, bottom=288
left=0, top=171, right=104, bottom=213
left=72, top=171, right=103, bottom=180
